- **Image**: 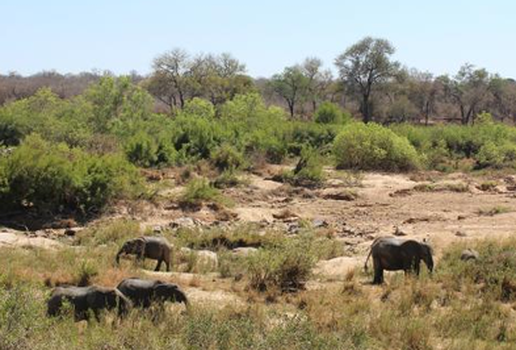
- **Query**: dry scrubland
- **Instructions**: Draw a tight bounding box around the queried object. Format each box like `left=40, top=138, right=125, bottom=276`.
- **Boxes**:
left=3, top=77, right=516, bottom=349
left=3, top=169, right=516, bottom=350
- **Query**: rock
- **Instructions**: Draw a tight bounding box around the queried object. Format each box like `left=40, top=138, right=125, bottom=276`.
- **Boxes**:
left=170, top=217, right=199, bottom=229
left=272, top=209, right=298, bottom=220
left=313, top=256, right=359, bottom=279
left=180, top=248, right=218, bottom=269
left=152, top=225, right=164, bottom=234
left=180, top=247, right=193, bottom=255
left=214, top=209, right=238, bottom=222
left=286, top=222, right=301, bottom=234
left=196, top=250, right=218, bottom=268
left=455, top=231, right=467, bottom=237
left=322, top=190, right=357, bottom=201
left=393, top=226, right=407, bottom=236
left=64, top=228, right=78, bottom=237
left=232, top=247, right=258, bottom=256
left=312, top=219, right=329, bottom=229
left=460, top=249, right=479, bottom=261
left=457, top=215, right=467, bottom=220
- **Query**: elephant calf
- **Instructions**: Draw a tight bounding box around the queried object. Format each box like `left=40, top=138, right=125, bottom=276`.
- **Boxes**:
left=116, top=236, right=172, bottom=272
left=364, top=236, right=434, bottom=284
left=47, top=285, right=131, bottom=321
left=117, top=278, right=188, bottom=310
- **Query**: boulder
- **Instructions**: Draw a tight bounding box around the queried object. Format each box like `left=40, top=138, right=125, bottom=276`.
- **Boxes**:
left=460, top=249, right=479, bottom=261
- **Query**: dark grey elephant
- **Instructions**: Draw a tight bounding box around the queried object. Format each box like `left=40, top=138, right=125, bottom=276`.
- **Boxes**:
left=47, top=285, right=131, bottom=321
left=364, top=236, right=434, bottom=284
left=117, top=278, right=188, bottom=310
left=116, top=236, right=172, bottom=272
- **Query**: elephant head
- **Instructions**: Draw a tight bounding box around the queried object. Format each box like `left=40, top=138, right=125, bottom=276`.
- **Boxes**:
left=116, top=238, right=146, bottom=264
left=420, top=243, right=434, bottom=273
left=154, top=283, right=188, bottom=306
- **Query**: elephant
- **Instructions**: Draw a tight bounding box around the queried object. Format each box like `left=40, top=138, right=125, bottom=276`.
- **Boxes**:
left=117, top=278, right=188, bottom=310
left=364, top=236, right=434, bottom=284
left=47, top=285, right=131, bottom=321
left=116, top=236, right=172, bottom=272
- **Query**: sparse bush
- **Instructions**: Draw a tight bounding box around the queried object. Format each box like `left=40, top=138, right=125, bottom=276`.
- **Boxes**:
left=248, top=236, right=315, bottom=293
left=333, top=123, right=421, bottom=172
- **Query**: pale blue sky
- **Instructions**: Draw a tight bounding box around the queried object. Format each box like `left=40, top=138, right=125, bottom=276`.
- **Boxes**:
left=1, top=0, right=514, bottom=78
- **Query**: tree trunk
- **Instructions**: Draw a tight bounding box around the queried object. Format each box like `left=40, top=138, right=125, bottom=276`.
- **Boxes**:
left=361, top=94, right=372, bottom=123
left=288, top=101, right=295, bottom=118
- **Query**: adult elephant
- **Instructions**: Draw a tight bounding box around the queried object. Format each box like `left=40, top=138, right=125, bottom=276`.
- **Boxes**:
left=364, top=236, right=434, bottom=284
left=117, top=278, right=188, bottom=310
left=47, top=285, right=131, bottom=321
left=116, top=236, right=172, bottom=272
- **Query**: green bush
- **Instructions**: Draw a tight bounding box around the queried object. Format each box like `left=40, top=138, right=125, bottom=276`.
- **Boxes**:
left=333, top=123, right=421, bottom=172
left=314, top=101, right=350, bottom=124
left=0, top=134, right=141, bottom=214
left=178, top=177, right=224, bottom=209
left=211, top=143, right=245, bottom=171
left=182, top=98, right=216, bottom=119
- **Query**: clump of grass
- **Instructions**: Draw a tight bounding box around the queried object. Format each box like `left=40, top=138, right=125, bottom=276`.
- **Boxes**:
left=212, top=168, right=248, bottom=189
left=412, top=182, right=469, bottom=193
left=477, top=180, right=499, bottom=192
left=477, top=206, right=512, bottom=216
left=178, top=177, right=227, bottom=210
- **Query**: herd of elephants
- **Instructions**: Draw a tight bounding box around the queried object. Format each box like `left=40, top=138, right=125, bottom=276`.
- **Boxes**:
left=47, top=234, right=434, bottom=321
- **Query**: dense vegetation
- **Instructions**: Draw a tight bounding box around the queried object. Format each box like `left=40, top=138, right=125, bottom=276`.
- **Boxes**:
left=3, top=72, right=516, bottom=217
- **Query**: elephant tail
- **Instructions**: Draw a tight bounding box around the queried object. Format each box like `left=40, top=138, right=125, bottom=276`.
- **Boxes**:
left=364, top=248, right=373, bottom=273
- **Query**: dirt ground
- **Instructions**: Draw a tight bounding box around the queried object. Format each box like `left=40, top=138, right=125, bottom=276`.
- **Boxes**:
left=3, top=168, right=516, bottom=303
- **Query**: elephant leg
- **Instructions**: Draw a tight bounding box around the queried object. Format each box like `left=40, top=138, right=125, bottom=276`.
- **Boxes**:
left=373, top=261, right=383, bottom=284
left=155, top=259, right=163, bottom=271
left=415, top=260, right=421, bottom=276
left=165, top=257, right=170, bottom=272
left=93, top=309, right=101, bottom=322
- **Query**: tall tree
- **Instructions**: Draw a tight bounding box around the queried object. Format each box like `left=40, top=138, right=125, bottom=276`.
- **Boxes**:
left=442, top=64, right=492, bottom=125
left=335, top=37, right=400, bottom=123
left=269, top=66, right=309, bottom=118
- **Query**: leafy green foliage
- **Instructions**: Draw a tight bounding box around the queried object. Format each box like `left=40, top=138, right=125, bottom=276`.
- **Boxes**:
left=333, top=123, right=420, bottom=171
left=0, top=134, right=141, bottom=214
left=314, top=101, right=350, bottom=124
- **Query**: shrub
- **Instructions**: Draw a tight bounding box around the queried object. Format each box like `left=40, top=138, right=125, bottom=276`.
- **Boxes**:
left=314, top=101, right=350, bottom=124
left=0, top=134, right=141, bottom=214
left=211, top=143, right=245, bottom=171
left=247, top=236, right=315, bottom=293
left=178, top=177, right=224, bottom=209
left=182, top=98, right=216, bottom=119
left=333, top=123, right=421, bottom=172
left=277, top=148, right=324, bottom=187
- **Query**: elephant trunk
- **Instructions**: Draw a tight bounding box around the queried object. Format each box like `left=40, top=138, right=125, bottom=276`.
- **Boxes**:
left=115, top=249, right=124, bottom=265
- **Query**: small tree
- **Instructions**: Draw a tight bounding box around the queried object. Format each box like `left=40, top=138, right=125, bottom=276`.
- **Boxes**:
left=270, top=66, right=309, bottom=118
